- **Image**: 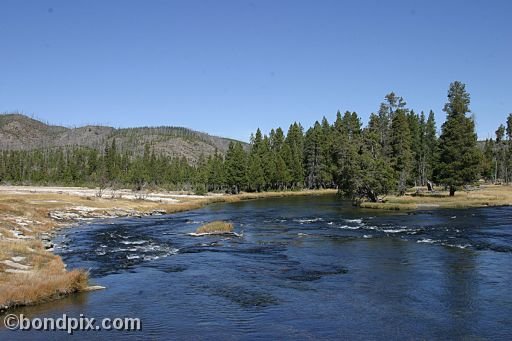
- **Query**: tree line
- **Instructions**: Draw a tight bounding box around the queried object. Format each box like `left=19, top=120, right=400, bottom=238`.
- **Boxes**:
left=0, top=81, right=510, bottom=201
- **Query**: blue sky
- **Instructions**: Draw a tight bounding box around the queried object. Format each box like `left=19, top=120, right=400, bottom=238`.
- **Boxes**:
left=0, top=0, right=510, bottom=141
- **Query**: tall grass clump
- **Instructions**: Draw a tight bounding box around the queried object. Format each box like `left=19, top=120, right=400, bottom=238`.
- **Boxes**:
left=195, top=221, right=233, bottom=234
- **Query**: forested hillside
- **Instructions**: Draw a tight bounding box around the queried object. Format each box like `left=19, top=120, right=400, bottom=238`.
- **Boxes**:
left=0, top=113, right=240, bottom=163
left=1, top=82, right=510, bottom=200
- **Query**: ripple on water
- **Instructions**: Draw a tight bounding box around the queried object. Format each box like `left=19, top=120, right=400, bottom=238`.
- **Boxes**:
left=294, top=217, right=324, bottom=224
left=336, top=224, right=361, bottom=230
left=207, top=284, right=280, bottom=308
left=280, top=266, right=348, bottom=282
left=344, top=218, right=363, bottom=224
left=43, top=201, right=512, bottom=340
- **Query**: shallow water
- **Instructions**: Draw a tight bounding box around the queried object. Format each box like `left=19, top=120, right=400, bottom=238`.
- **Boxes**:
left=3, top=195, right=512, bottom=340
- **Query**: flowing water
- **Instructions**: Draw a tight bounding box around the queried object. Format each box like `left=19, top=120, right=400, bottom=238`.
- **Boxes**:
left=3, top=195, right=512, bottom=340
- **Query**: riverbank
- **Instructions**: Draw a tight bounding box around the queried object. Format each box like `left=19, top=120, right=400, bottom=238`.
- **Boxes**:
left=360, top=184, right=512, bottom=210
left=0, top=186, right=335, bottom=311
left=2, top=184, right=511, bottom=310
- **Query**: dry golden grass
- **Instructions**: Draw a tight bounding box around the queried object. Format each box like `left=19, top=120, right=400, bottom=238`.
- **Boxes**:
left=195, top=221, right=234, bottom=234
left=0, top=245, right=80, bottom=308
left=360, top=185, right=512, bottom=211
left=0, top=237, right=88, bottom=309
left=0, top=269, right=88, bottom=308
left=236, top=189, right=336, bottom=201
left=0, top=240, right=52, bottom=271
left=196, top=189, right=336, bottom=205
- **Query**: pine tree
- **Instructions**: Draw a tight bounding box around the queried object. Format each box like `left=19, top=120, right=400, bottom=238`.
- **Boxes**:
left=207, top=151, right=225, bottom=191
left=285, top=123, right=304, bottom=188
left=375, top=92, right=407, bottom=157
left=389, top=109, right=413, bottom=195
left=280, top=143, right=293, bottom=188
left=319, top=117, right=334, bottom=187
left=194, top=154, right=209, bottom=193
left=252, top=128, right=263, bottom=155
left=304, top=122, right=324, bottom=189
left=407, top=110, right=421, bottom=185
left=274, top=154, right=290, bottom=190
left=104, top=138, right=119, bottom=181
left=335, top=112, right=363, bottom=197
left=247, top=153, right=265, bottom=192
left=494, top=124, right=507, bottom=182
left=338, top=123, right=394, bottom=202
left=247, top=130, right=266, bottom=191
left=225, top=142, right=247, bottom=193
left=482, top=139, right=495, bottom=181
left=506, top=113, right=512, bottom=182
left=424, top=110, right=438, bottom=184
left=260, top=136, right=274, bottom=189
left=436, top=81, right=480, bottom=196
left=270, top=127, right=285, bottom=152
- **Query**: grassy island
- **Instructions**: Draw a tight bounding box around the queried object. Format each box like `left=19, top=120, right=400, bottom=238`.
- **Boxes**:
left=196, top=221, right=234, bottom=234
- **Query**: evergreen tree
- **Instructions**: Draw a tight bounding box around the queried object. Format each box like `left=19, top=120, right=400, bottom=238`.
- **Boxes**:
left=270, top=127, right=285, bottom=152
left=335, top=112, right=363, bottom=197
left=260, top=136, right=274, bottom=189
left=207, top=151, right=225, bottom=191
left=319, top=117, right=334, bottom=186
left=482, top=139, right=495, bottom=181
left=194, top=154, right=209, bottom=193
left=225, top=142, right=247, bottom=193
left=338, top=125, right=394, bottom=202
left=506, top=113, right=512, bottom=182
left=375, top=92, right=407, bottom=157
left=285, top=123, right=304, bottom=188
left=274, top=154, right=290, bottom=190
left=247, top=153, right=265, bottom=192
left=407, top=110, right=422, bottom=185
left=389, top=109, right=413, bottom=195
left=435, top=81, right=480, bottom=196
left=304, top=122, right=326, bottom=188
left=494, top=124, right=507, bottom=182
left=424, top=110, right=438, bottom=183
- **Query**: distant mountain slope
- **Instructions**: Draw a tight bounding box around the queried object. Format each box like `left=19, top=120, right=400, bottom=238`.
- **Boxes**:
left=0, top=113, right=244, bottom=163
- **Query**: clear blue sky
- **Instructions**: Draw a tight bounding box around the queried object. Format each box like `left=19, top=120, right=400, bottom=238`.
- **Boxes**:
left=1, top=0, right=510, bottom=141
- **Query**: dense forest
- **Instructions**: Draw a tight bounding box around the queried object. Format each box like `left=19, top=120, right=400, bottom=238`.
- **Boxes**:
left=0, top=81, right=510, bottom=201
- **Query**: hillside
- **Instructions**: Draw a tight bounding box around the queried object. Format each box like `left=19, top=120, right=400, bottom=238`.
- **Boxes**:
left=0, top=113, right=244, bottom=163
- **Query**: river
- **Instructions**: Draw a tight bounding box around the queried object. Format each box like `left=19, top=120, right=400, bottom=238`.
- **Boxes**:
left=3, top=195, right=512, bottom=340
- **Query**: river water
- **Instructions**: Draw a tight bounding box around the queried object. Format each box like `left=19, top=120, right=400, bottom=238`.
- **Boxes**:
left=3, top=195, right=512, bottom=340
